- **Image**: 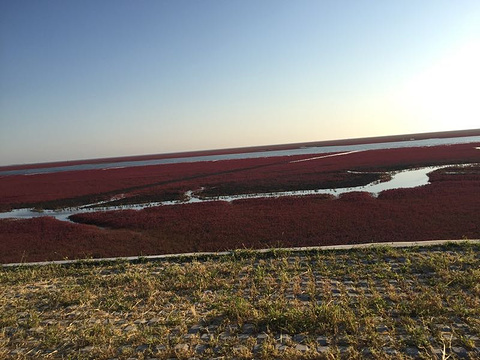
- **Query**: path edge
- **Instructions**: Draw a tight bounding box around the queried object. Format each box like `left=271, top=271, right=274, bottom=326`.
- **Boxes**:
left=3, top=239, right=479, bottom=268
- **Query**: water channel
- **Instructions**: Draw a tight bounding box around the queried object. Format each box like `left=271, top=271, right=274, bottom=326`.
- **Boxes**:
left=1, top=164, right=474, bottom=223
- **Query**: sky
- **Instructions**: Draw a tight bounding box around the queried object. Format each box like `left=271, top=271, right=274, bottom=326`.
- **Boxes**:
left=1, top=0, right=479, bottom=166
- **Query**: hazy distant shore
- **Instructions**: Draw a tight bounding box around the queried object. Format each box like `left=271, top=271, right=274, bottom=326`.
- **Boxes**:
left=2, top=128, right=479, bottom=172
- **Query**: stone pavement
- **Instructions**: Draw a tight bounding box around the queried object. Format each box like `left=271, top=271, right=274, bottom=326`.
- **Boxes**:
left=2, top=243, right=480, bottom=359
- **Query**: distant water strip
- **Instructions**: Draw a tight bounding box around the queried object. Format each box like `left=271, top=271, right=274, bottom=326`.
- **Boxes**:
left=289, top=150, right=363, bottom=163
left=1, top=135, right=480, bottom=176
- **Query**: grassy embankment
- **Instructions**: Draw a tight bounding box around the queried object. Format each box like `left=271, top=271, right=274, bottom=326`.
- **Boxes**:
left=1, top=242, right=479, bottom=359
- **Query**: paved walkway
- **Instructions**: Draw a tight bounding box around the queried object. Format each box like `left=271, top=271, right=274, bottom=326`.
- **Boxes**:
left=2, top=241, right=479, bottom=359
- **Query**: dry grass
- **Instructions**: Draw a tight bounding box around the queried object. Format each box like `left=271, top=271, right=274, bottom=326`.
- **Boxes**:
left=1, top=242, right=479, bottom=359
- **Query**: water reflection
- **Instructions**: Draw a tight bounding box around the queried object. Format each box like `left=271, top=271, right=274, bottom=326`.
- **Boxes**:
left=1, top=164, right=473, bottom=222
left=215, top=165, right=447, bottom=201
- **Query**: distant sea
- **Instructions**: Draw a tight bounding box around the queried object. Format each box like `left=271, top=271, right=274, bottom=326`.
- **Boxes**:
left=1, top=135, right=480, bottom=176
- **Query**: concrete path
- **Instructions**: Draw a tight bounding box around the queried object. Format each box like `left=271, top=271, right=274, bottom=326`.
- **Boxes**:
left=3, top=239, right=479, bottom=267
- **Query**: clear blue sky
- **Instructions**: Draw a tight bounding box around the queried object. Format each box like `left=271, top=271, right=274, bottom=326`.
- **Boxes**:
left=1, top=0, right=479, bottom=165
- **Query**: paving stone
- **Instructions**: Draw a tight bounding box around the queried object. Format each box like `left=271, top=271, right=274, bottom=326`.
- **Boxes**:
left=200, top=333, right=213, bottom=341
left=154, top=345, right=166, bottom=352
left=317, top=346, right=329, bottom=353
left=451, top=346, right=468, bottom=358
left=469, top=335, right=479, bottom=342
left=10, top=348, right=27, bottom=355
left=17, top=311, right=29, bottom=318
left=188, top=324, right=202, bottom=334
left=432, top=348, right=444, bottom=359
left=135, top=344, right=149, bottom=352
left=123, top=325, right=136, bottom=332
left=194, top=344, right=207, bottom=354
left=257, top=333, right=268, bottom=343
left=242, top=323, right=255, bottom=334
left=275, top=344, right=287, bottom=351
left=453, top=323, right=469, bottom=329
left=383, top=347, right=398, bottom=355
left=377, top=325, right=389, bottom=333
left=206, top=324, right=218, bottom=332
left=253, top=344, right=263, bottom=353
left=405, top=347, right=419, bottom=356
left=437, top=325, right=453, bottom=332
left=441, top=333, right=455, bottom=340
left=174, top=343, right=189, bottom=352
left=361, top=348, right=373, bottom=356
left=82, top=318, right=101, bottom=325
left=292, top=334, right=306, bottom=343
left=295, top=344, right=309, bottom=352
left=218, top=331, right=230, bottom=340
left=183, top=333, right=196, bottom=340
left=237, top=334, right=251, bottom=341
left=29, top=326, right=44, bottom=334
left=297, top=293, right=310, bottom=301
left=316, top=336, right=329, bottom=346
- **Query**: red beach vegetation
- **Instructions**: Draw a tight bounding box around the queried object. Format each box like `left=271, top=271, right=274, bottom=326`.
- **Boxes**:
left=0, top=141, right=479, bottom=263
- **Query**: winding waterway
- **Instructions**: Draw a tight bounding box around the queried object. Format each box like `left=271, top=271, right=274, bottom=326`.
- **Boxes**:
left=0, top=164, right=473, bottom=223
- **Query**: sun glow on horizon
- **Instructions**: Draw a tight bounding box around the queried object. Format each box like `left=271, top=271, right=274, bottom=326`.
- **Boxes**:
left=394, top=41, right=480, bottom=131
left=1, top=1, right=480, bottom=166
